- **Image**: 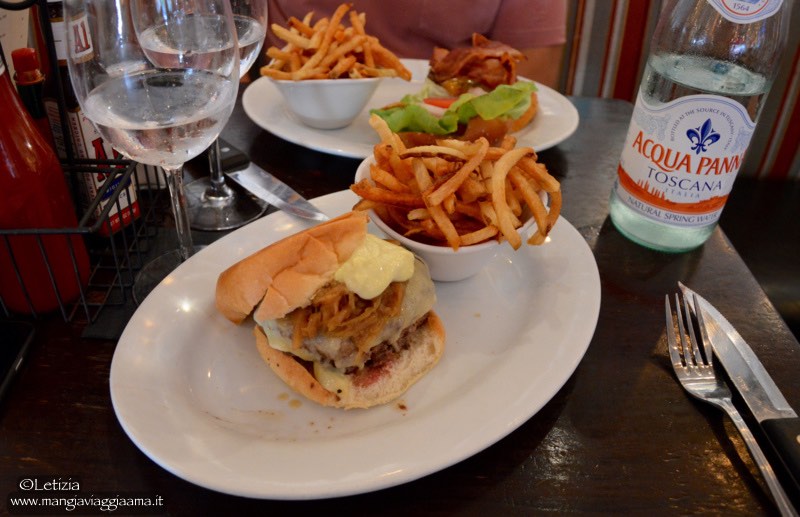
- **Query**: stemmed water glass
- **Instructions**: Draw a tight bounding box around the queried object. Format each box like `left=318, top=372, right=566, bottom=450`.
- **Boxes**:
left=185, top=0, right=269, bottom=231
left=65, top=0, right=240, bottom=302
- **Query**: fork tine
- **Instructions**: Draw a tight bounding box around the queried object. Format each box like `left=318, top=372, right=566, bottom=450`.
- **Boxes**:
left=681, top=293, right=705, bottom=365
left=665, top=295, right=684, bottom=367
left=692, top=294, right=714, bottom=367
left=674, top=294, right=694, bottom=366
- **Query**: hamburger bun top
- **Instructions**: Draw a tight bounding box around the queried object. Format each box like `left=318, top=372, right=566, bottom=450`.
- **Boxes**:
left=215, top=211, right=368, bottom=324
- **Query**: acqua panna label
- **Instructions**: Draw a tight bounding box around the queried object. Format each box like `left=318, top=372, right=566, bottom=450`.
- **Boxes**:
left=615, top=92, right=755, bottom=228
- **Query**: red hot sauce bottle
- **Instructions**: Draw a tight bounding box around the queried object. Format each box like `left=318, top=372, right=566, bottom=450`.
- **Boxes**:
left=0, top=46, right=90, bottom=315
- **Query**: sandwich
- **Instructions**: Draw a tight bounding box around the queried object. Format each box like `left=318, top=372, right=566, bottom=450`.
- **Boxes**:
left=215, top=211, right=445, bottom=409
left=371, top=33, right=538, bottom=145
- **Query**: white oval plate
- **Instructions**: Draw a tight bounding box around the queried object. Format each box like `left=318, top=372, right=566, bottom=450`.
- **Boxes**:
left=110, top=190, right=600, bottom=500
left=243, top=59, right=580, bottom=158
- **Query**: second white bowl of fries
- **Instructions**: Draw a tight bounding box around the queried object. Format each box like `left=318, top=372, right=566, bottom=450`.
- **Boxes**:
left=260, top=3, right=412, bottom=129
left=351, top=115, right=563, bottom=281
left=270, top=77, right=381, bottom=129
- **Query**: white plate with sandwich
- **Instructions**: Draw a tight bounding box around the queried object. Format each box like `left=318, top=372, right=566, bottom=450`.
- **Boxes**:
left=243, top=59, right=580, bottom=159
left=110, top=190, right=600, bottom=499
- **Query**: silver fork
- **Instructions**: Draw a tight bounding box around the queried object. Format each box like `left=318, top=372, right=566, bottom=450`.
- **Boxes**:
left=666, top=293, right=797, bottom=517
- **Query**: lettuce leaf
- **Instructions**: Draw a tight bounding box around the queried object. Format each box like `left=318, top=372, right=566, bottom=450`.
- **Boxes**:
left=370, top=81, right=538, bottom=135
left=371, top=103, right=460, bottom=135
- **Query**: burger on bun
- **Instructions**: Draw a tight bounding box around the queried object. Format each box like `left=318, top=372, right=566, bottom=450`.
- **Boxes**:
left=215, top=211, right=445, bottom=409
left=371, top=33, right=538, bottom=145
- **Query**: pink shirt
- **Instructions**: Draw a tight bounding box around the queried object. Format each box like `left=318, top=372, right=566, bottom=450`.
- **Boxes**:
left=265, top=0, right=567, bottom=59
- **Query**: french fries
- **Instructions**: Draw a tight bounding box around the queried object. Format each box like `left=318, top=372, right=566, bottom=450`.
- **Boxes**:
left=260, top=3, right=411, bottom=81
left=351, top=114, right=563, bottom=251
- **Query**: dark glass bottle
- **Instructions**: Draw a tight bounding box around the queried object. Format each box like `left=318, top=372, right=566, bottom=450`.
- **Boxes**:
left=11, top=47, right=57, bottom=151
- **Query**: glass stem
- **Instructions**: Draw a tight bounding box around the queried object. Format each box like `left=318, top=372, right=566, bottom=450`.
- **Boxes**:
left=207, top=138, right=230, bottom=197
left=163, top=165, right=194, bottom=261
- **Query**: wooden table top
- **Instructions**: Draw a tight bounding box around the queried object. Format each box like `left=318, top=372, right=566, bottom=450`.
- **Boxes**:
left=1, top=96, right=798, bottom=516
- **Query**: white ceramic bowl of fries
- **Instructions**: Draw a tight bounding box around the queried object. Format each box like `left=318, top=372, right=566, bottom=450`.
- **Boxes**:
left=270, top=77, right=382, bottom=129
left=354, top=157, right=540, bottom=282
left=370, top=205, right=537, bottom=282
left=261, top=3, right=411, bottom=129
left=352, top=114, right=562, bottom=281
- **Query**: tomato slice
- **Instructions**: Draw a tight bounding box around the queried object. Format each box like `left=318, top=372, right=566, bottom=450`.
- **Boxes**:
left=423, top=97, right=457, bottom=109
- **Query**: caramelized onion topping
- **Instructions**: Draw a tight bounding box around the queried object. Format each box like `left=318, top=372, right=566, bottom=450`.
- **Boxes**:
left=290, top=281, right=406, bottom=361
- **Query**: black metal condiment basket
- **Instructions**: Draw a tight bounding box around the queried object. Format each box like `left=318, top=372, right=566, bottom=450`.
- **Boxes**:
left=0, top=0, right=165, bottom=324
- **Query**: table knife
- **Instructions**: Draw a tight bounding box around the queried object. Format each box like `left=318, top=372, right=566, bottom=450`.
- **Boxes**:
left=217, top=139, right=329, bottom=222
left=680, top=282, right=800, bottom=491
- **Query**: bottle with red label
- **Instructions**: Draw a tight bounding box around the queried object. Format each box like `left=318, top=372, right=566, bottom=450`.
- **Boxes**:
left=32, top=0, right=141, bottom=237
left=0, top=44, right=90, bottom=315
left=608, top=0, right=792, bottom=252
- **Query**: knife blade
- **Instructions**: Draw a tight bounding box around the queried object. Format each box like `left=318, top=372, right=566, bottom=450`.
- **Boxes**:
left=679, top=282, right=800, bottom=490
left=217, top=139, right=329, bottom=222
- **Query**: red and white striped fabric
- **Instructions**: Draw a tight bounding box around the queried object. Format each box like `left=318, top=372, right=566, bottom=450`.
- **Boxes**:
left=561, top=0, right=800, bottom=180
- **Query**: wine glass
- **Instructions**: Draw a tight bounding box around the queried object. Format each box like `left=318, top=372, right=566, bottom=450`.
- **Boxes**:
left=65, top=0, right=240, bottom=302
left=185, top=0, right=269, bottom=231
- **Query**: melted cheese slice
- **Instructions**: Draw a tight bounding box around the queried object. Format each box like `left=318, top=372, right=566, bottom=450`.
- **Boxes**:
left=313, top=363, right=351, bottom=398
left=260, top=323, right=316, bottom=362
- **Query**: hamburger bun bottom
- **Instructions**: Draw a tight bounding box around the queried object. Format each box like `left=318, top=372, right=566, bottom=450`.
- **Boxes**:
left=254, top=312, right=445, bottom=409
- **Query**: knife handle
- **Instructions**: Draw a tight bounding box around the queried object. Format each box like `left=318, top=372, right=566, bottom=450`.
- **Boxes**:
left=216, top=138, right=250, bottom=173
left=762, top=417, right=800, bottom=492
